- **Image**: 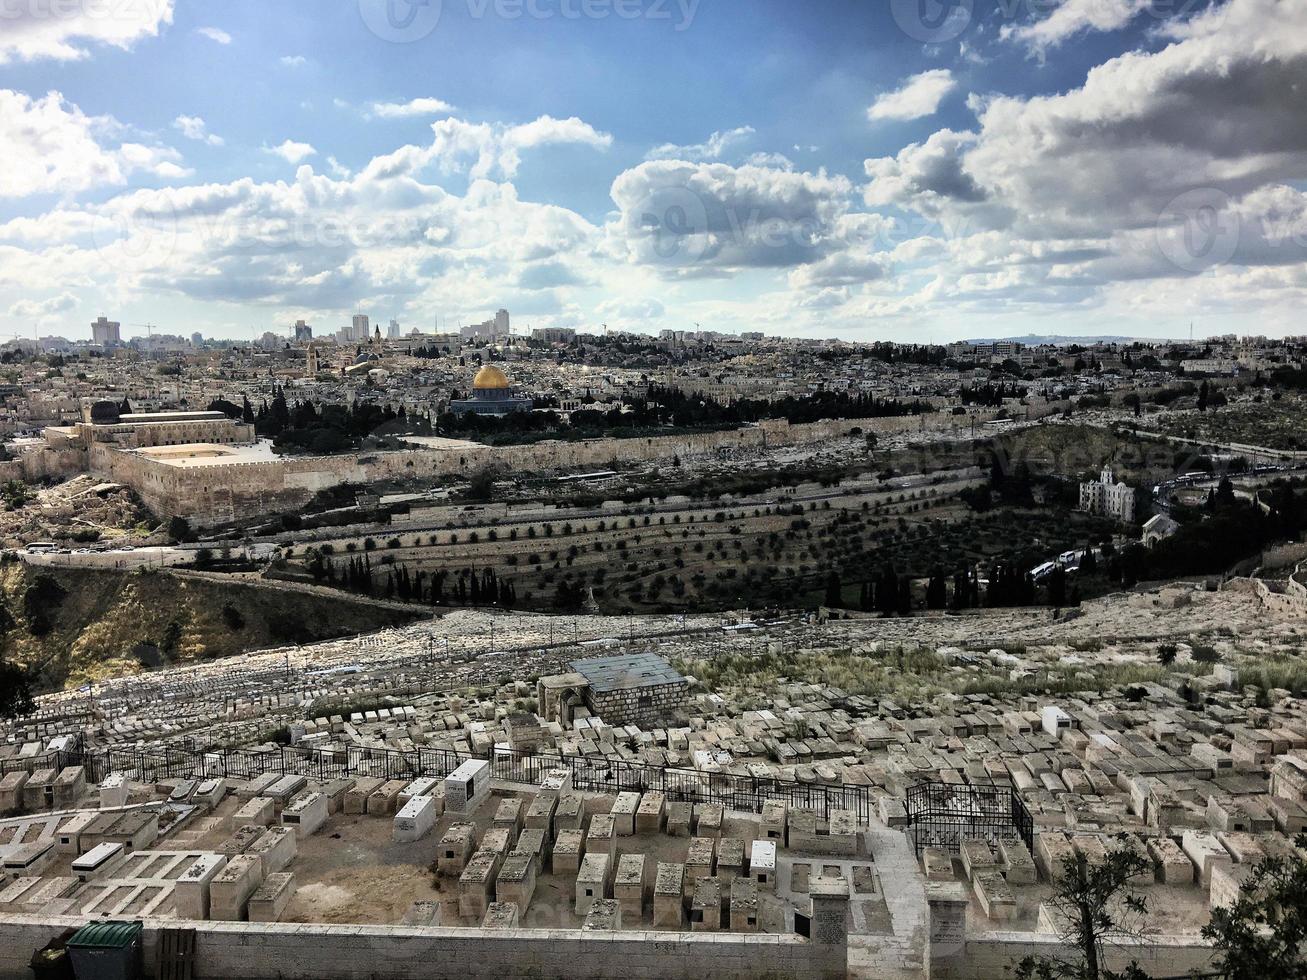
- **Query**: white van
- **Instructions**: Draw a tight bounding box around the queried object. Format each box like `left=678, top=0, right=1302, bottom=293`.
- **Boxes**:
left=25, top=542, right=57, bottom=554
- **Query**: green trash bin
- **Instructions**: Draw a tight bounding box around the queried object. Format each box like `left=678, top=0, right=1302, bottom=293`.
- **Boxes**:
left=65, top=921, right=142, bottom=980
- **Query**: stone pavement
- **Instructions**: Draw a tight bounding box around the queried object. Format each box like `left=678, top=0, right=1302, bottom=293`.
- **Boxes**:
left=847, top=821, right=929, bottom=979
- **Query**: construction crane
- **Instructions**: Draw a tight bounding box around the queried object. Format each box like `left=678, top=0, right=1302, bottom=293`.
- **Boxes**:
left=128, top=323, right=157, bottom=340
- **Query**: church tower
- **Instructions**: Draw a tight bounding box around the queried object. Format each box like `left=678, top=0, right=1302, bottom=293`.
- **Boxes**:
left=306, top=342, right=320, bottom=378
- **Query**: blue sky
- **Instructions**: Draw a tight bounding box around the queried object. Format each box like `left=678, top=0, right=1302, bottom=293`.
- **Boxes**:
left=0, top=0, right=1303, bottom=343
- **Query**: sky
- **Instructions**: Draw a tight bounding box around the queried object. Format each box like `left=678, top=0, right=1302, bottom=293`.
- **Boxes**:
left=0, top=0, right=1305, bottom=344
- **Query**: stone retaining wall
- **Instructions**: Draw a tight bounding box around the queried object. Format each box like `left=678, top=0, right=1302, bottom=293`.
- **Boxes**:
left=74, top=412, right=992, bottom=523
left=0, top=915, right=844, bottom=980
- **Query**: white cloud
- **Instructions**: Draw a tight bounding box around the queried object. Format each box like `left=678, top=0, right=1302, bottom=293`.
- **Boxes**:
left=174, top=115, right=224, bottom=147
left=280, top=55, right=307, bottom=68
left=862, top=0, right=1307, bottom=315
left=867, top=70, right=957, bottom=122
left=1001, top=0, right=1151, bottom=55
left=0, top=90, right=186, bottom=198
left=265, top=140, right=317, bottom=164
left=608, top=160, right=855, bottom=275
left=0, top=0, right=173, bottom=63
left=196, top=26, right=232, bottom=45
left=363, top=115, right=612, bottom=182
left=647, top=126, right=755, bottom=162
left=8, top=292, right=76, bottom=319
left=369, top=97, right=456, bottom=119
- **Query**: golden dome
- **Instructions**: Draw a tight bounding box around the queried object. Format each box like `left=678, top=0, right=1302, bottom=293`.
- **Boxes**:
left=472, top=364, right=511, bottom=390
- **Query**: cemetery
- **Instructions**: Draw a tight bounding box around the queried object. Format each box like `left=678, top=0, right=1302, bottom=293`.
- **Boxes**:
left=0, top=581, right=1304, bottom=976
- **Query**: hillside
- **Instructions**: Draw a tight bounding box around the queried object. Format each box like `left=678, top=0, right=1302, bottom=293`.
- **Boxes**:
left=0, top=562, right=426, bottom=689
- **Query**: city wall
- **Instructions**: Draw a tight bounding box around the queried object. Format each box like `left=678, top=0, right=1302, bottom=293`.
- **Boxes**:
left=72, top=411, right=991, bottom=523
left=0, top=916, right=845, bottom=980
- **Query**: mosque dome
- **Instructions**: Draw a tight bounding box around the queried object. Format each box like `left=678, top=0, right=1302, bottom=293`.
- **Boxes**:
left=473, top=365, right=511, bottom=390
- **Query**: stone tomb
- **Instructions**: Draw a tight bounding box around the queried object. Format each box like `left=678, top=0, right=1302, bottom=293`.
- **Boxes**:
left=483, top=901, right=520, bottom=929
left=614, top=852, right=645, bottom=914
left=635, top=791, right=666, bottom=833
left=730, top=877, right=760, bottom=932
left=525, top=792, right=557, bottom=834
left=344, top=778, right=384, bottom=816
left=666, top=802, right=693, bottom=837
left=697, top=804, right=724, bottom=839
left=514, top=827, right=548, bottom=865
left=173, top=854, right=228, bottom=920
left=367, top=780, right=409, bottom=816
left=494, top=852, right=537, bottom=911
left=71, top=842, right=127, bottom=882
left=458, top=850, right=502, bottom=919
left=654, top=862, right=686, bottom=928
left=437, top=823, right=477, bottom=876
left=749, top=840, right=777, bottom=891
left=553, top=828, right=585, bottom=875
left=248, top=827, right=297, bottom=877
left=586, top=813, right=617, bottom=862
left=394, top=795, right=440, bottom=843
left=444, top=760, right=491, bottom=815
left=209, top=853, right=265, bottom=921
left=248, top=872, right=296, bottom=923
left=575, top=852, right=611, bottom=916
left=281, top=792, right=328, bottom=838
left=230, top=796, right=275, bottom=832
left=685, top=837, right=716, bottom=894
left=610, top=792, right=640, bottom=836
left=690, top=877, right=723, bottom=931
left=583, top=898, right=621, bottom=931
left=716, top=838, right=746, bottom=881
left=493, top=798, right=524, bottom=843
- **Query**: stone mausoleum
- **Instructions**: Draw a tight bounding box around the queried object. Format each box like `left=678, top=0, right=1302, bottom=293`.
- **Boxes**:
left=538, top=653, right=689, bottom=728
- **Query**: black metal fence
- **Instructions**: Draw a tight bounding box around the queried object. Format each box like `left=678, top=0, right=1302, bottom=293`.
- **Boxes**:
left=86, top=741, right=876, bottom=822
left=903, top=780, right=1033, bottom=856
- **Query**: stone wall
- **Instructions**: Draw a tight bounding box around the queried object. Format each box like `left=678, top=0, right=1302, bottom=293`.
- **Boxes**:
left=82, top=411, right=993, bottom=523
left=587, top=680, right=689, bottom=727
left=934, top=930, right=1217, bottom=979
left=0, top=915, right=846, bottom=980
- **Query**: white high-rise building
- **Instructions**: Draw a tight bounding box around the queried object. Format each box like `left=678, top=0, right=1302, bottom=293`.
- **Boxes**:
left=91, top=316, right=121, bottom=346
left=352, top=314, right=370, bottom=341
left=387, top=318, right=401, bottom=339
left=494, top=308, right=510, bottom=337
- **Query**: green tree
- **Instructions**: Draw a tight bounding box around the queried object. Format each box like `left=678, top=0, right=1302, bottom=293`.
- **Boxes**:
left=167, top=516, right=194, bottom=543
left=1156, top=643, right=1177, bottom=667
left=0, top=660, right=33, bottom=719
left=1016, top=846, right=1151, bottom=980
left=824, top=570, right=844, bottom=608
left=1204, top=834, right=1307, bottom=979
